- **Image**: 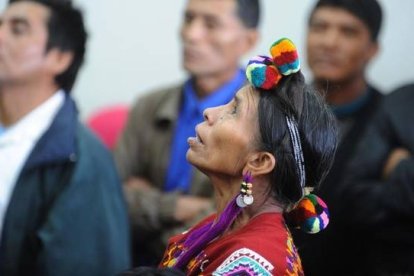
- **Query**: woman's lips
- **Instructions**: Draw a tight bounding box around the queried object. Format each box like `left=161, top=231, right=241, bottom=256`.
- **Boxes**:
left=187, top=136, right=202, bottom=146
left=188, top=131, right=203, bottom=146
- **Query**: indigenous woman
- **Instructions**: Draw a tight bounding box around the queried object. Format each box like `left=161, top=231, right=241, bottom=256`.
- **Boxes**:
left=159, top=38, right=337, bottom=275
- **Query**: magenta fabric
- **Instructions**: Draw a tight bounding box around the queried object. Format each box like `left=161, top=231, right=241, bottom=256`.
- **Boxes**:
left=87, top=105, right=129, bottom=150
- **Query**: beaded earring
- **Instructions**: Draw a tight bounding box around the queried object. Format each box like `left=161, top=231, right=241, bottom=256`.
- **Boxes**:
left=236, top=172, right=254, bottom=208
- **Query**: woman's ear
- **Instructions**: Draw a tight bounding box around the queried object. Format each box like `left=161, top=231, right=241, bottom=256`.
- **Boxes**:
left=244, top=151, right=276, bottom=176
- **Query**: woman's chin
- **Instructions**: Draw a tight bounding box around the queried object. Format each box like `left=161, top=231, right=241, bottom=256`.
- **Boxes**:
left=186, top=151, right=207, bottom=172
left=186, top=149, right=198, bottom=165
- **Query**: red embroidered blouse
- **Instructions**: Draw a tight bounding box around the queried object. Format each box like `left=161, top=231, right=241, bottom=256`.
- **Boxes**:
left=160, top=212, right=303, bottom=276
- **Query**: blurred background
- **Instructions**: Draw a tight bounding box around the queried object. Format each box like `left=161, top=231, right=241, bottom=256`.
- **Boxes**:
left=1, top=0, right=413, bottom=118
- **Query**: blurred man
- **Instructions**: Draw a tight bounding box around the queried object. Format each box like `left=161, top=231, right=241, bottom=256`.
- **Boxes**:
left=293, top=0, right=384, bottom=274
left=0, top=1, right=130, bottom=275
left=341, top=83, right=414, bottom=274
left=114, top=0, right=260, bottom=265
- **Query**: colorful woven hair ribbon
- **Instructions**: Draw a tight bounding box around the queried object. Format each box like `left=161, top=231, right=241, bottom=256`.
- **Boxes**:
left=246, top=38, right=300, bottom=90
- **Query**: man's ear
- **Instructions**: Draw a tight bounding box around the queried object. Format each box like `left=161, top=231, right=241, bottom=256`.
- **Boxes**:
left=239, top=29, right=259, bottom=56
left=244, top=151, right=276, bottom=176
left=245, top=29, right=259, bottom=52
left=366, top=41, right=379, bottom=62
left=46, top=49, right=74, bottom=75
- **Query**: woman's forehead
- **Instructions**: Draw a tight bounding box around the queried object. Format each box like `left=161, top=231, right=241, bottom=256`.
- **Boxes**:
left=237, top=86, right=259, bottom=108
left=237, top=85, right=257, bottom=100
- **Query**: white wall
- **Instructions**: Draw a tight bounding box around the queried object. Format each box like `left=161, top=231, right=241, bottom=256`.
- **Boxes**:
left=1, top=0, right=413, bottom=119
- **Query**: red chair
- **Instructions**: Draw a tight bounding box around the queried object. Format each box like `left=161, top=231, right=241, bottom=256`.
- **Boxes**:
left=86, top=105, right=129, bottom=150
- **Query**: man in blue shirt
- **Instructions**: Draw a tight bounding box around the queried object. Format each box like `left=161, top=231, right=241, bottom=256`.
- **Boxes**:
left=114, top=0, right=260, bottom=266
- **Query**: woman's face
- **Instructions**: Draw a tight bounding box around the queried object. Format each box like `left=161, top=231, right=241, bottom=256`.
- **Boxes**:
left=187, top=85, right=260, bottom=176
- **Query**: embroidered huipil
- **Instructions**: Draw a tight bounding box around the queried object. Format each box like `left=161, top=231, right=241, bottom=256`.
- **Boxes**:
left=160, top=212, right=303, bottom=276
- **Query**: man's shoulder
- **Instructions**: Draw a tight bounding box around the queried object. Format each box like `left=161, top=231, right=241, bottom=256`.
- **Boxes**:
left=367, top=84, right=384, bottom=101
left=385, top=83, right=414, bottom=104
left=135, top=83, right=184, bottom=106
left=76, top=123, right=113, bottom=161
left=74, top=123, right=116, bottom=169
left=381, top=83, right=414, bottom=124
left=128, top=83, right=184, bottom=120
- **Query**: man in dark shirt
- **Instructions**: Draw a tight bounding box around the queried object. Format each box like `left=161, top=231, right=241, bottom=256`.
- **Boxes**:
left=293, top=0, right=384, bottom=274
left=341, top=83, right=414, bottom=274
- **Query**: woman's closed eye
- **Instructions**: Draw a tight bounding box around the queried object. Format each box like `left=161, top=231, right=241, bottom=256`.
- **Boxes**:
left=230, top=97, right=240, bottom=115
left=230, top=103, right=238, bottom=114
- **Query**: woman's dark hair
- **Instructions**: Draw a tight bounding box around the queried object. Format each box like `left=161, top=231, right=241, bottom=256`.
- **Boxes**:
left=9, top=0, right=87, bottom=92
left=256, top=72, right=338, bottom=208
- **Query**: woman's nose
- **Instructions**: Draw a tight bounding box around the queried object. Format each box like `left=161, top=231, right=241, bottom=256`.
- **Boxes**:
left=203, top=108, right=212, bottom=123
left=203, top=106, right=219, bottom=125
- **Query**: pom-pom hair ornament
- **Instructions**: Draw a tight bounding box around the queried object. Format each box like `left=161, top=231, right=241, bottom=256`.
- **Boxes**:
left=246, top=38, right=300, bottom=90
left=286, top=194, right=330, bottom=234
left=270, top=38, right=300, bottom=75
left=246, top=56, right=281, bottom=90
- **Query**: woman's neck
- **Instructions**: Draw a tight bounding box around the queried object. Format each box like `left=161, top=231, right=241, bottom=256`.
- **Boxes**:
left=211, top=176, right=240, bottom=215
left=210, top=174, right=283, bottom=231
left=230, top=198, right=283, bottom=232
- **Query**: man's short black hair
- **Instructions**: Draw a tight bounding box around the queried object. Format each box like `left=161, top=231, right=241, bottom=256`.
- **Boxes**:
left=309, top=0, right=382, bottom=41
left=9, top=0, right=87, bottom=92
left=236, top=0, right=260, bottom=29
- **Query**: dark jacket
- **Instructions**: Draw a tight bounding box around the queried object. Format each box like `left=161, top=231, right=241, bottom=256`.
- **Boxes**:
left=293, top=86, right=383, bottom=275
left=0, top=95, right=131, bottom=276
left=339, top=84, right=414, bottom=274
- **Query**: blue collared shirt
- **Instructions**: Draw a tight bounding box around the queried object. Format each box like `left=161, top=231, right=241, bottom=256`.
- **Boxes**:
left=165, top=69, right=246, bottom=192
left=0, top=123, right=5, bottom=136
